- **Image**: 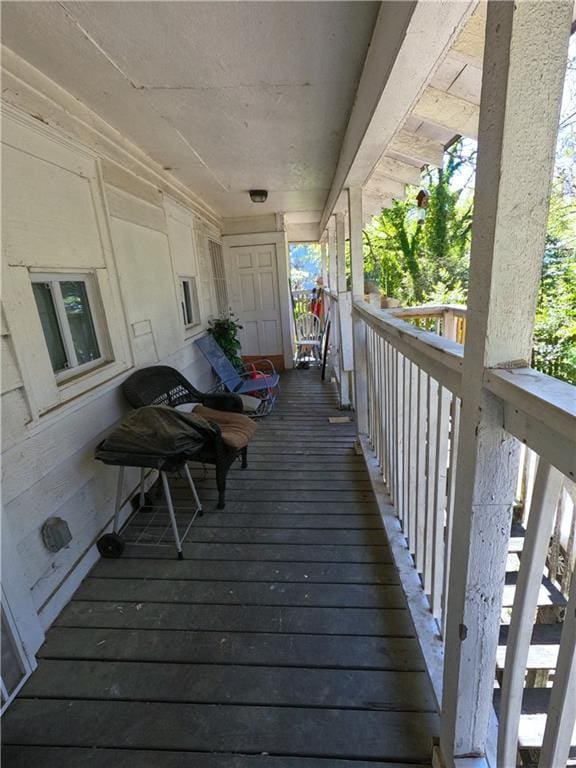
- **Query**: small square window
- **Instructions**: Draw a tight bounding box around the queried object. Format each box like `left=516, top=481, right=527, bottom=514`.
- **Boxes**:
left=180, top=277, right=200, bottom=329
left=31, top=273, right=110, bottom=380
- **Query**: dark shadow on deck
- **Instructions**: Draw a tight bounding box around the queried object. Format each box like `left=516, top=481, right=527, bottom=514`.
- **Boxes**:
left=2, top=369, right=439, bottom=768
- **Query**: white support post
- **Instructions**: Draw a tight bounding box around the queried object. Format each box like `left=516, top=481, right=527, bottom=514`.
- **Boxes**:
left=327, top=217, right=337, bottom=296
left=440, top=2, right=572, bottom=765
left=348, top=186, right=368, bottom=434
left=335, top=211, right=352, bottom=408
left=320, top=239, right=328, bottom=292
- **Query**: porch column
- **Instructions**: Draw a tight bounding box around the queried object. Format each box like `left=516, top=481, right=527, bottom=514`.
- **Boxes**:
left=327, top=217, right=337, bottom=295
left=335, top=211, right=352, bottom=407
left=348, top=186, right=368, bottom=434
left=320, top=239, right=328, bottom=291
left=440, top=1, right=572, bottom=764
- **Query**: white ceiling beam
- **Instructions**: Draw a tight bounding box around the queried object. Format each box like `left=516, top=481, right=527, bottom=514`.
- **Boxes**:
left=375, top=156, right=422, bottom=187
left=364, top=176, right=406, bottom=201
left=389, top=129, right=445, bottom=168
left=286, top=222, right=320, bottom=243
left=413, top=86, right=480, bottom=139
left=319, top=0, right=477, bottom=235
left=362, top=193, right=393, bottom=225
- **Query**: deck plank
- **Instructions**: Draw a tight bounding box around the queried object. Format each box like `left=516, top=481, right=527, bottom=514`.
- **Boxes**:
left=38, top=628, right=424, bottom=669
left=90, top=558, right=399, bottom=583
left=74, top=578, right=405, bottom=608
left=21, top=659, right=436, bottom=711
left=119, top=542, right=394, bottom=561
left=121, top=525, right=388, bottom=546
left=2, top=369, right=437, bottom=765
left=55, top=601, right=415, bottom=636
left=1, top=747, right=431, bottom=768
left=90, top=558, right=399, bottom=584
left=2, top=699, right=438, bottom=762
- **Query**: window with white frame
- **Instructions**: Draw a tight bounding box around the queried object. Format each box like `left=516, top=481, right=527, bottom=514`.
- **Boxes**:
left=180, top=277, right=200, bottom=329
left=31, top=273, right=111, bottom=380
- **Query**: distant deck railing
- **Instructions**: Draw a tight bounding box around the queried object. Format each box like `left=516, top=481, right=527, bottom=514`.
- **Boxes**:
left=388, top=304, right=467, bottom=344
left=353, top=298, right=576, bottom=767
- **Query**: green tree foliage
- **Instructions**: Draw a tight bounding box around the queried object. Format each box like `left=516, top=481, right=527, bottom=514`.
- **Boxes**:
left=362, top=42, right=576, bottom=385
left=363, top=139, right=474, bottom=304
left=533, top=183, right=576, bottom=383
left=289, top=243, right=321, bottom=289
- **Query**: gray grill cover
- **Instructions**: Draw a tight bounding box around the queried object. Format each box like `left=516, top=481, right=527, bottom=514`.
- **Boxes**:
left=95, top=405, right=217, bottom=468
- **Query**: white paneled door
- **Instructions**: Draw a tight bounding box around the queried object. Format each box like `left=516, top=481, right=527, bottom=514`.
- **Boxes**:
left=230, top=244, right=283, bottom=357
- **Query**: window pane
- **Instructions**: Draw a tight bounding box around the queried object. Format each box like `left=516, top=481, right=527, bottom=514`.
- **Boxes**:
left=32, top=283, right=69, bottom=373
left=182, top=280, right=192, bottom=325
left=60, top=281, right=101, bottom=365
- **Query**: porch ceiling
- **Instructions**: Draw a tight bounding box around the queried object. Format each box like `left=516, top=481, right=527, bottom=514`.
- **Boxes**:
left=1, top=1, right=380, bottom=221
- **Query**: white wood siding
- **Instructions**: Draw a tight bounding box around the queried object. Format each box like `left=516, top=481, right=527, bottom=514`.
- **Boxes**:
left=1, top=106, right=219, bottom=658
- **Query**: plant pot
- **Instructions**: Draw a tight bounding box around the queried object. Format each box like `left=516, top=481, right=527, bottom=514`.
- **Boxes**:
left=381, top=297, right=401, bottom=309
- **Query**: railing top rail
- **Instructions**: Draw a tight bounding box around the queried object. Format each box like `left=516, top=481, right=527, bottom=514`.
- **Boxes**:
left=485, top=367, right=576, bottom=482
left=355, top=298, right=576, bottom=481
left=353, top=299, right=464, bottom=395
left=390, top=304, right=467, bottom=319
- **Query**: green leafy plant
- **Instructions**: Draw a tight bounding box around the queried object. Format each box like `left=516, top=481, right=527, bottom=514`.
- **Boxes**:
left=207, top=313, right=244, bottom=371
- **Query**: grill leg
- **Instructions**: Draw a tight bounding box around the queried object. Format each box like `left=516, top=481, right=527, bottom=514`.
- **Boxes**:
left=183, top=463, right=203, bottom=517
left=113, top=466, right=126, bottom=534
left=160, top=471, right=183, bottom=560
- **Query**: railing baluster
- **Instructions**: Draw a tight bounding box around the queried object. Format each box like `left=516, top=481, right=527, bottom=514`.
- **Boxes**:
left=431, top=384, right=451, bottom=620
left=377, top=334, right=384, bottom=473
left=397, top=351, right=406, bottom=526
left=368, top=328, right=376, bottom=454
left=382, top=338, right=389, bottom=486
left=385, top=341, right=393, bottom=492
left=415, top=368, right=427, bottom=575
left=393, top=347, right=400, bottom=510
left=539, top=565, right=576, bottom=767
left=403, top=356, right=411, bottom=541
left=423, top=375, right=437, bottom=595
left=498, top=459, right=563, bottom=766
left=387, top=342, right=396, bottom=505
left=382, top=339, right=388, bottom=487
left=442, top=393, right=460, bottom=636
left=407, top=360, right=417, bottom=553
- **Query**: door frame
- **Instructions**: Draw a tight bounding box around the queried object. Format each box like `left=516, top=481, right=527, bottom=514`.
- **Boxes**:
left=222, top=231, right=293, bottom=369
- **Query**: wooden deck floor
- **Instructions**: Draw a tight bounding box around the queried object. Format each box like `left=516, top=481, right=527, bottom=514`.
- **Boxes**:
left=2, top=369, right=439, bottom=768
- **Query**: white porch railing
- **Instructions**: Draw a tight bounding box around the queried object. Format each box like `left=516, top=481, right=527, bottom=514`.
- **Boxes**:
left=389, top=304, right=468, bottom=344
left=354, top=298, right=576, bottom=767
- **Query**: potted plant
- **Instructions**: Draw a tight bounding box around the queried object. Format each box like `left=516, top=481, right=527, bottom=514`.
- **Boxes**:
left=207, top=313, right=244, bottom=371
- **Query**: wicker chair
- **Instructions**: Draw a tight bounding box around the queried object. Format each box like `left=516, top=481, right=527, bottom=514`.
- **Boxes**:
left=122, top=366, right=249, bottom=509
